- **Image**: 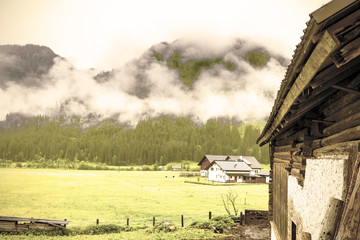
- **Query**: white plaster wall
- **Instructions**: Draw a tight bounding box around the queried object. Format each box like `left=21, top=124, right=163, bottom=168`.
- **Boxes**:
left=208, top=163, right=227, bottom=182
left=288, top=156, right=347, bottom=240
left=200, top=170, right=207, bottom=177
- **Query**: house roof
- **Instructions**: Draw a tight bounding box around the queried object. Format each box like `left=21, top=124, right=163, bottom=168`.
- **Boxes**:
left=258, top=170, right=270, bottom=176
left=198, top=155, right=229, bottom=166
left=209, top=160, right=253, bottom=172
left=257, top=0, right=360, bottom=146
left=228, top=156, right=263, bottom=169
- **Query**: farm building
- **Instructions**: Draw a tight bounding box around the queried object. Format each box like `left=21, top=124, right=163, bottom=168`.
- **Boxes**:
left=198, top=155, right=229, bottom=176
left=171, top=165, right=181, bottom=171
left=0, top=216, right=69, bottom=232
left=201, top=155, right=267, bottom=183
left=257, top=0, right=360, bottom=239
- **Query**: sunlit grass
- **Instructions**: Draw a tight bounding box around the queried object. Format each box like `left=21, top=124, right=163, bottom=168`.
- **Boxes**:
left=0, top=168, right=268, bottom=225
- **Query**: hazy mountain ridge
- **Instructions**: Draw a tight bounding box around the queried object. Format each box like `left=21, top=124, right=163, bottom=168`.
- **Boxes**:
left=0, top=39, right=288, bottom=125
left=0, top=44, right=58, bottom=88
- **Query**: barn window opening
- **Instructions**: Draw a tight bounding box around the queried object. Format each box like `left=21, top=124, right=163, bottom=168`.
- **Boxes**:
left=292, top=221, right=296, bottom=240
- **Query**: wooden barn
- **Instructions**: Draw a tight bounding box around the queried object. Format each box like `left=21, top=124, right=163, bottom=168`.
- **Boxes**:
left=0, top=216, right=69, bottom=232
left=257, top=0, right=360, bottom=239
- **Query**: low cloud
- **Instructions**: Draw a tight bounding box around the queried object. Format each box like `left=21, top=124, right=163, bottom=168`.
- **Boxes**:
left=0, top=38, right=288, bottom=126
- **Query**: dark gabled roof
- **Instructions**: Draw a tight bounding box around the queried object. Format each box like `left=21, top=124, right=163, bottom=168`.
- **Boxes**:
left=257, top=0, right=360, bottom=146
left=198, top=155, right=229, bottom=166
left=0, top=216, right=69, bottom=225
left=210, top=160, right=252, bottom=172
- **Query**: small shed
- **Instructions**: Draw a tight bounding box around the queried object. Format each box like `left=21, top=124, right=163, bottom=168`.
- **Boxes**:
left=172, top=165, right=181, bottom=171
left=0, top=216, right=69, bottom=232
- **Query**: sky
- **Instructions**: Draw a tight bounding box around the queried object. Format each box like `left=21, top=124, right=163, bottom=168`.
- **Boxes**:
left=0, top=0, right=332, bottom=124
left=0, top=0, right=330, bottom=69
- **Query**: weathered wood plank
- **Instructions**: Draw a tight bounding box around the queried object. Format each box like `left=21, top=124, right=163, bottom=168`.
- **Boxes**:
left=273, top=158, right=291, bottom=165
left=0, top=216, right=69, bottom=225
left=332, top=84, right=360, bottom=95
left=274, top=152, right=292, bottom=160
left=313, top=140, right=360, bottom=157
left=325, top=96, right=360, bottom=122
left=323, top=111, right=360, bottom=135
left=321, top=72, right=360, bottom=117
left=274, top=143, right=303, bottom=152
left=321, top=125, right=360, bottom=146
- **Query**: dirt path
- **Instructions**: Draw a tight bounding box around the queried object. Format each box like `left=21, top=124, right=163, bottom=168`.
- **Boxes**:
left=208, top=211, right=270, bottom=240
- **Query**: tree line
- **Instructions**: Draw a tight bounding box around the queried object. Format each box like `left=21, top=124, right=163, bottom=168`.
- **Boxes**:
left=0, top=115, right=269, bottom=166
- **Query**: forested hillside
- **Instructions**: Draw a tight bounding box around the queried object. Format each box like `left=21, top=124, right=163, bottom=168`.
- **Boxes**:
left=0, top=115, right=269, bottom=166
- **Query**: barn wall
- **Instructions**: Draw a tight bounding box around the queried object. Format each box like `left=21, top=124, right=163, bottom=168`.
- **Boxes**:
left=200, top=159, right=210, bottom=170
left=287, top=156, right=347, bottom=240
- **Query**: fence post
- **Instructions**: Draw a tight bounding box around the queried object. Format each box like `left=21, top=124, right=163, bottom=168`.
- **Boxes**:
left=153, top=217, right=156, bottom=227
left=209, top=211, right=212, bottom=220
left=127, top=218, right=129, bottom=226
left=64, top=219, right=67, bottom=228
left=96, top=219, right=99, bottom=225
left=243, top=210, right=246, bottom=225
left=181, top=215, right=184, bottom=227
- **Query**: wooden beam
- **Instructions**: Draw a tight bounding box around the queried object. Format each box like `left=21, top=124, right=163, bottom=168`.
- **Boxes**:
left=321, top=125, right=360, bottom=146
left=332, top=85, right=360, bottom=95
left=279, top=88, right=338, bottom=134
left=311, top=54, right=360, bottom=89
left=258, top=31, right=337, bottom=146
left=313, top=140, right=360, bottom=157
left=323, top=112, right=360, bottom=136
left=273, top=158, right=291, bottom=165
left=322, top=72, right=360, bottom=117
left=274, top=143, right=303, bottom=153
left=325, top=96, right=360, bottom=122
left=311, top=0, right=358, bottom=24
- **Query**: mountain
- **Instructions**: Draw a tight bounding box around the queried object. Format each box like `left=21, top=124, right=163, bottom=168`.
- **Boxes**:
left=0, top=40, right=288, bottom=126
left=0, top=41, right=286, bottom=166
left=0, top=44, right=58, bottom=88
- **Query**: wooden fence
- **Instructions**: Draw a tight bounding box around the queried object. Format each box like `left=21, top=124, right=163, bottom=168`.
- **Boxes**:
left=68, top=211, right=250, bottom=228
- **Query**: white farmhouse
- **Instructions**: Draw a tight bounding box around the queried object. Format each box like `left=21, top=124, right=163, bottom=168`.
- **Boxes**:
left=206, top=156, right=267, bottom=183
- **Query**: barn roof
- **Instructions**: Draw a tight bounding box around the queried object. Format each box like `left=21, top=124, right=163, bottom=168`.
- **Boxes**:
left=257, top=0, right=360, bottom=146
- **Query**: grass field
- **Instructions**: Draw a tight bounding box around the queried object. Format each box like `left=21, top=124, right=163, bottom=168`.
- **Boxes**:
left=0, top=168, right=268, bottom=238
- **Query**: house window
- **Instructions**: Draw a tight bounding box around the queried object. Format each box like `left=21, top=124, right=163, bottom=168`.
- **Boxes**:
left=211, top=167, right=214, bottom=171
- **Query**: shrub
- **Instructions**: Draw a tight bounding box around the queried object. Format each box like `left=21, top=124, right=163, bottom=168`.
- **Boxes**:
left=74, top=224, right=124, bottom=235
left=142, top=165, right=151, bottom=171
left=149, top=220, right=176, bottom=233
left=190, top=216, right=235, bottom=230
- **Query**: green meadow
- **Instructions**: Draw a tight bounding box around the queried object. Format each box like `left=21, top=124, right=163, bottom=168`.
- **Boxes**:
left=0, top=168, right=268, bottom=239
